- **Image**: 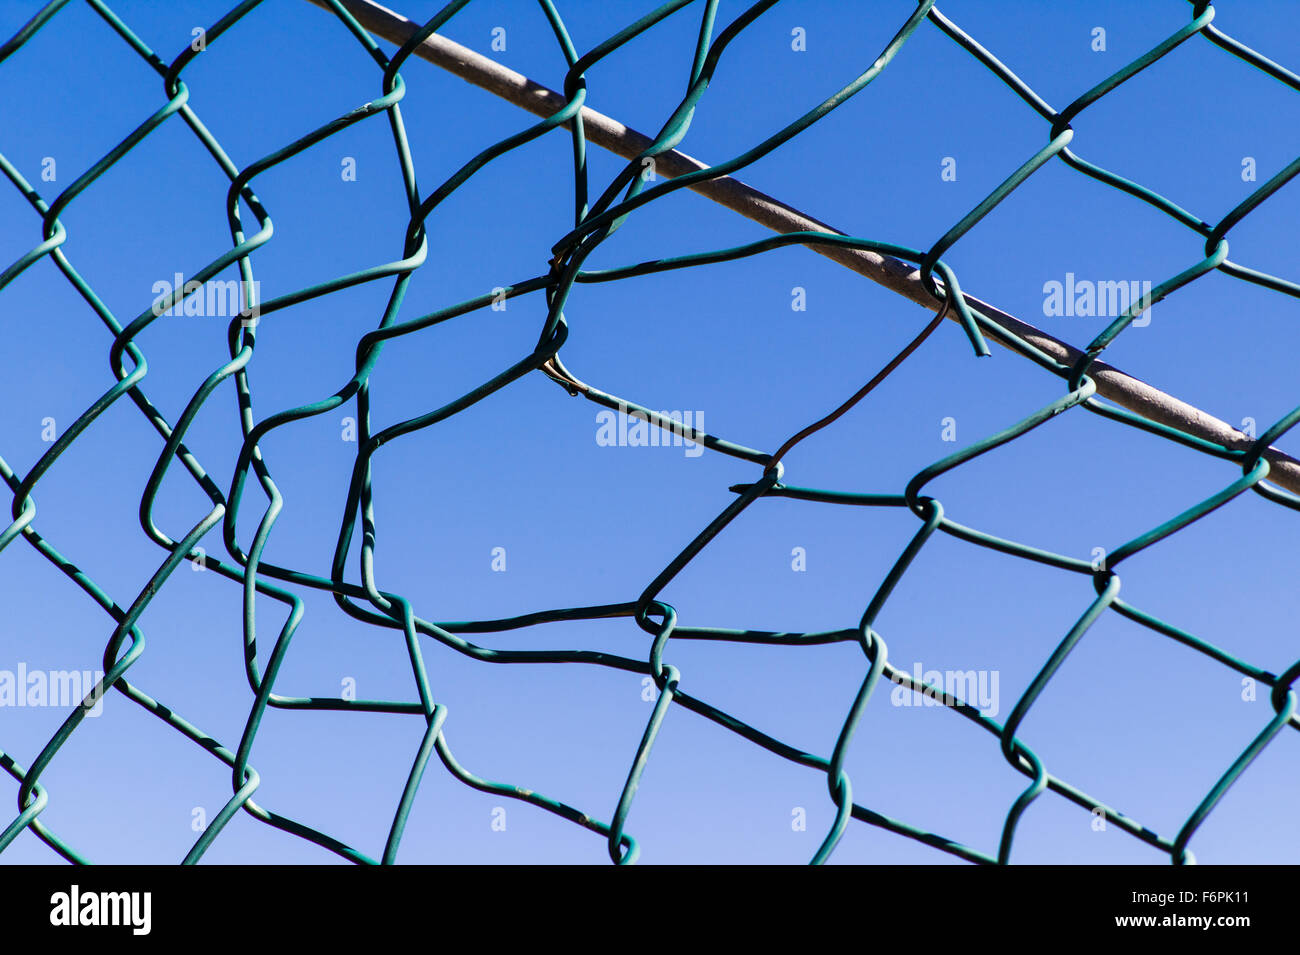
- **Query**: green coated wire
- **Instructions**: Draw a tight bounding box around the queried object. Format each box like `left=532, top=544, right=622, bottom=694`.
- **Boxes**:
left=1, top=0, right=1299, bottom=866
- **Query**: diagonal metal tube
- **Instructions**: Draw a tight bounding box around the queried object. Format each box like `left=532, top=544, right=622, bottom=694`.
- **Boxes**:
left=304, top=0, right=1300, bottom=495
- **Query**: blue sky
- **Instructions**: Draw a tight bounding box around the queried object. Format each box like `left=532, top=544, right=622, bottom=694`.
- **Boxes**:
left=2, top=0, right=1299, bottom=865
